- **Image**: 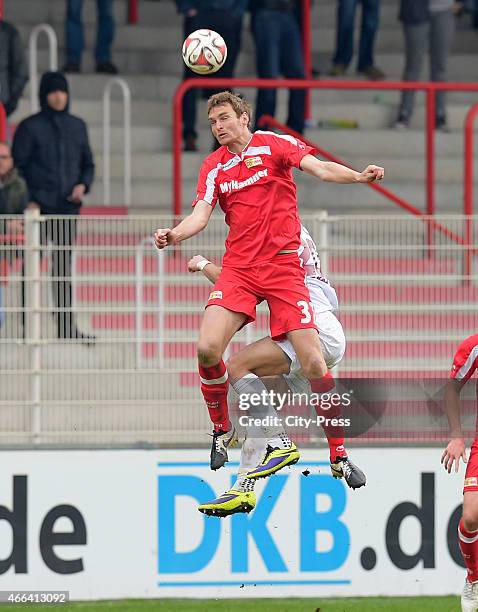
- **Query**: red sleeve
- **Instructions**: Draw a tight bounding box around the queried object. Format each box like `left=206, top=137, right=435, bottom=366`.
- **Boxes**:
left=450, top=334, right=478, bottom=382
left=192, top=158, right=219, bottom=208
left=270, top=133, right=317, bottom=169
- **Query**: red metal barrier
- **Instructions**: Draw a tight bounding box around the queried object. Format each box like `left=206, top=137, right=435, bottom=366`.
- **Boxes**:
left=0, top=104, right=6, bottom=142
left=173, top=77, right=478, bottom=219
left=258, top=114, right=474, bottom=262
left=128, top=0, right=138, bottom=24
left=464, top=103, right=478, bottom=283
left=425, top=90, right=436, bottom=254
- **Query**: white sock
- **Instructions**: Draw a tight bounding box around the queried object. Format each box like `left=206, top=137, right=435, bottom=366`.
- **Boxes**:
left=231, top=435, right=266, bottom=492
left=232, top=474, right=256, bottom=493
left=267, top=431, right=293, bottom=450
left=232, top=373, right=287, bottom=440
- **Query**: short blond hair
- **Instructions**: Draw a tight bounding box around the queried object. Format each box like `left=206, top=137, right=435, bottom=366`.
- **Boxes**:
left=207, top=91, right=252, bottom=126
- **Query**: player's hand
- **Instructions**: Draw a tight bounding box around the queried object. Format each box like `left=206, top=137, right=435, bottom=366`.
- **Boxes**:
left=188, top=255, right=208, bottom=273
left=441, top=438, right=467, bottom=473
left=358, top=165, right=384, bottom=183
left=154, top=228, right=175, bottom=250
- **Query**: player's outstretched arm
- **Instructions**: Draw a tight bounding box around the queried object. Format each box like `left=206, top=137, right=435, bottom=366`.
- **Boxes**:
left=441, top=379, right=467, bottom=473
left=153, top=200, right=213, bottom=249
left=300, top=155, right=384, bottom=184
left=187, top=255, right=221, bottom=284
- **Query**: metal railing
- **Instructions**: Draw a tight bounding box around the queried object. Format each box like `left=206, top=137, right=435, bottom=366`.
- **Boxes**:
left=29, top=24, right=58, bottom=113
left=0, top=103, right=6, bottom=141
left=128, top=0, right=138, bottom=24
left=172, top=77, right=478, bottom=220
left=102, top=77, right=132, bottom=206
left=135, top=237, right=164, bottom=369
left=23, top=208, right=41, bottom=442
left=464, top=103, right=478, bottom=280
left=259, top=114, right=478, bottom=283
left=0, top=213, right=476, bottom=447
left=301, top=0, right=312, bottom=123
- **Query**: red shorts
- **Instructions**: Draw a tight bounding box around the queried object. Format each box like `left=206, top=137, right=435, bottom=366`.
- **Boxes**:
left=206, top=253, right=317, bottom=340
left=464, top=441, right=478, bottom=492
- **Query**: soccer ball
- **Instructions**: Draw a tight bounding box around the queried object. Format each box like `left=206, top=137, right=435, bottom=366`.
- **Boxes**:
left=182, top=29, right=227, bottom=75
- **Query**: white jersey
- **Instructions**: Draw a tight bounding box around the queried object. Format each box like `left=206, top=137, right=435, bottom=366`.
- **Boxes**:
left=298, top=225, right=338, bottom=314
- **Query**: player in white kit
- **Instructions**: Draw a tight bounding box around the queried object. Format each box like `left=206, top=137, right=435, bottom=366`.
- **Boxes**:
left=188, top=224, right=366, bottom=517
left=192, top=224, right=366, bottom=516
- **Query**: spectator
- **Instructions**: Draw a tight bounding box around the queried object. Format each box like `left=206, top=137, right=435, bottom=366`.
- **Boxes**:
left=0, top=20, right=28, bottom=117
left=329, top=0, right=385, bottom=80
left=251, top=0, right=306, bottom=135
left=0, top=141, right=29, bottom=331
left=12, top=72, right=96, bottom=343
left=395, top=0, right=460, bottom=130
left=63, top=0, right=118, bottom=74
left=177, top=0, right=249, bottom=152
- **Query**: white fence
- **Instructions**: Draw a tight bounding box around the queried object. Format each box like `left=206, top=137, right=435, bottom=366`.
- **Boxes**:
left=0, top=213, right=476, bottom=447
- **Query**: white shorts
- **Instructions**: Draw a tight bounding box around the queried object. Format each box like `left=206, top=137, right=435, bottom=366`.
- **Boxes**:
left=276, top=309, right=346, bottom=374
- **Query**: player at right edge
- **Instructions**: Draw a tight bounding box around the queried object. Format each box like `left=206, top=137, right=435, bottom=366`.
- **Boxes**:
left=441, top=333, right=478, bottom=612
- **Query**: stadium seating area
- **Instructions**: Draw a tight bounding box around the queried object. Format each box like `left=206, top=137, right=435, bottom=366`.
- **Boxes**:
left=6, top=0, right=478, bottom=214
left=1, top=0, right=477, bottom=445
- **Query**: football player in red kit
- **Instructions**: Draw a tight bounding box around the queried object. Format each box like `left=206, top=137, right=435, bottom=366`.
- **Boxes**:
left=442, top=333, right=478, bottom=612
left=154, top=91, right=384, bottom=471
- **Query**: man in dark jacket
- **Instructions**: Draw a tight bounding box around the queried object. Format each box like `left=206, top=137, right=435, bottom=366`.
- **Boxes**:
left=12, top=72, right=95, bottom=342
left=0, top=20, right=28, bottom=117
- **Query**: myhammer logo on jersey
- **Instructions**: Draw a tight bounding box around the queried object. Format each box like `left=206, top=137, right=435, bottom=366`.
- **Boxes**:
left=219, top=169, right=268, bottom=194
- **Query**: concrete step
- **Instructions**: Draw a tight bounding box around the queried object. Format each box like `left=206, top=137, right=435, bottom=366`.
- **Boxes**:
left=19, top=74, right=478, bottom=108
left=27, top=28, right=478, bottom=78
left=91, top=151, right=478, bottom=184
left=5, top=0, right=410, bottom=29
left=11, top=98, right=165, bottom=126
left=84, top=123, right=478, bottom=155
left=86, top=124, right=166, bottom=152
left=15, top=13, right=478, bottom=59
left=117, top=177, right=471, bottom=213
left=22, top=74, right=179, bottom=103
left=82, top=123, right=474, bottom=157
left=11, top=95, right=478, bottom=131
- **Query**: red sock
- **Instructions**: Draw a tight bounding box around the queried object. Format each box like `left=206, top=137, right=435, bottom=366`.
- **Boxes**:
left=199, top=360, right=231, bottom=432
left=310, top=371, right=335, bottom=394
left=459, top=519, right=478, bottom=583
left=310, top=372, right=346, bottom=462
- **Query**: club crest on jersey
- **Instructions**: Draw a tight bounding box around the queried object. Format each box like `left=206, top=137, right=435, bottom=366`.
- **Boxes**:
left=244, top=156, right=262, bottom=169
left=209, top=290, right=223, bottom=300
left=465, top=477, right=478, bottom=487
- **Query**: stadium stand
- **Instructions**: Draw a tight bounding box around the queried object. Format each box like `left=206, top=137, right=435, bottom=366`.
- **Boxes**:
left=0, top=0, right=477, bottom=446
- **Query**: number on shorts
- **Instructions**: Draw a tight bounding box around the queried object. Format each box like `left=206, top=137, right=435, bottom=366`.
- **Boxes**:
left=297, top=300, right=312, bottom=324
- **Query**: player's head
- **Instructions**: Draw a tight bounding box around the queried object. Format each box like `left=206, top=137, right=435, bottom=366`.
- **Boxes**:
left=207, top=91, right=252, bottom=146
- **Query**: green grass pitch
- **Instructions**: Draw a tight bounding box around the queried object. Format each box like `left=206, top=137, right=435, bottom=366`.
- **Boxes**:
left=0, top=597, right=459, bottom=611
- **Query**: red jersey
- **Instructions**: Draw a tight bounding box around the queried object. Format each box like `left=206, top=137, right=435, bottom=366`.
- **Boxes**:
left=450, top=334, right=478, bottom=400
left=193, top=130, right=316, bottom=268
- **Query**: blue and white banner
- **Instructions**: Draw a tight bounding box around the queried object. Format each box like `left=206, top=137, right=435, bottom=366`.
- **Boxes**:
left=0, top=448, right=467, bottom=599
